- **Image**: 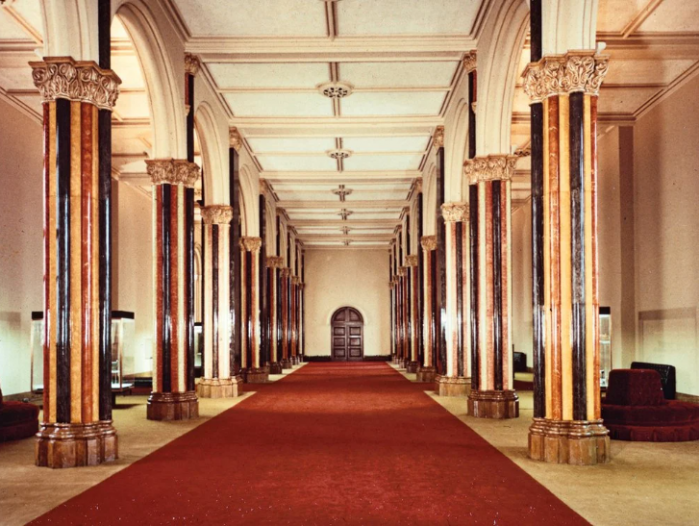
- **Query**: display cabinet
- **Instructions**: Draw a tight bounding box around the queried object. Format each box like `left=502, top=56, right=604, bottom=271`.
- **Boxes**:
left=30, top=312, right=44, bottom=393
left=599, top=307, right=612, bottom=388
left=111, top=311, right=135, bottom=396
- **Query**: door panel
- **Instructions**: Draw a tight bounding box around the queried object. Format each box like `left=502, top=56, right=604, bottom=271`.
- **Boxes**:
left=331, top=307, right=364, bottom=361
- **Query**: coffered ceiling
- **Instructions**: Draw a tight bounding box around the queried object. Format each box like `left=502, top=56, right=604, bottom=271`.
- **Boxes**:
left=0, top=0, right=697, bottom=249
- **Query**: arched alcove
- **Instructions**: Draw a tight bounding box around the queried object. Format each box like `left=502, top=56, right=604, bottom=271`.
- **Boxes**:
left=330, top=307, right=364, bottom=361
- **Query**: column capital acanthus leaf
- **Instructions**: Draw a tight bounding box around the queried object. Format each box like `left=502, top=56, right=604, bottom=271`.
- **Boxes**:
left=266, top=256, right=284, bottom=268
left=146, top=159, right=200, bottom=187
left=464, top=154, right=518, bottom=184
left=441, top=202, right=469, bottom=222
left=229, top=127, right=243, bottom=151
left=202, top=205, right=233, bottom=225
left=421, top=235, right=437, bottom=251
left=522, top=51, right=609, bottom=104
left=240, top=236, right=262, bottom=253
left=463, top=50, right=477, bottom=72
left=405, top=255, right=419, bottom=267
left=433, top=125, right=445, bottom=149
left=30, top=57, right=121, bottom=110
left=184, top=53, right=201, bottom=76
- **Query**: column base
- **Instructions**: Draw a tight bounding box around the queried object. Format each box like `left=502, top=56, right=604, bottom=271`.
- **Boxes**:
left=416, top=366, right=436, bottom=383
left=406, top=361, right=420, bottom=373
left=467, top=390, right=519, bottom=419
left=35, top=421, right=118, bottom=469
left=147, top=391, right=199, bottom=421
left=196, top=377, right=241, bottom=398
left=434, top=375, right=471, bottom=397
left=269, top=362, right=283, bottom=374
left=245, top=368, right=269, bottom=384
left=528, top=418, right=610, bottom=465
left=281, top=359, right=293, bottom=370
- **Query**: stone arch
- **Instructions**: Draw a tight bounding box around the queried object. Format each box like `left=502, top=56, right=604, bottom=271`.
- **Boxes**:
left=444, top=98, right=471, bottom=202
left=423, top=163, right=437, bottom=236
left=239, top=165, right=256, bottom=236
left=39, top=0, right=98, bottom=61
left=194, top=102, right=226, bottom=205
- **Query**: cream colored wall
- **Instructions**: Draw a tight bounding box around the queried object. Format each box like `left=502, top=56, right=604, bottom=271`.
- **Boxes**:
left=511, top=204, right=533, bottom=365
left=305, top=250, right=390, bottom=357
left=633, top=76, right=699, bottom=395
left=114, top=181, right=153, bottom=375
left=0, top=99, right=43, bottom=395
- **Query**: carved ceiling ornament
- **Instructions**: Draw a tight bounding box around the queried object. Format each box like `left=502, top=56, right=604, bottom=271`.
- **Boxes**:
left=146, top=159, right=200, bottom=187
left=266, top=256, right=284, bottom=269
left=441, top=202, right=469, bottom=222
left=240, top=236, right=262, bottom=252
left=184, top=53, right=201, bottom=76
left=463, top=51, right=477, bottom=73
left=464, top=154, right=518, bottom=184
left=202, top=205, right=233, bottom=225
left=405, top=255, right=419, bottom=267
left=433, top=126, right=445, bottom=148
left=229, top=127, right=243, bottom=151
left=421, top=235, right=437, bottom=251
left=30, top=57, right=121, bottom=111
left=522, top=51, right=609, bottom=104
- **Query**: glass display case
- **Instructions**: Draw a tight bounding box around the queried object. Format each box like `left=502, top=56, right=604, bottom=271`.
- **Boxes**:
left=30, top=312, right=44, bottom=393
left=111, top=311, right=135, bottom=394
left=194, top=322, right=203, bottom=376
left=599, top=307, right=612, bottom=388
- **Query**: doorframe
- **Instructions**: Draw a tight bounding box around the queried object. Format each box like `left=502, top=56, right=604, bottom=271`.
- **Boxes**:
left=330, top=306, right=364, bottom=361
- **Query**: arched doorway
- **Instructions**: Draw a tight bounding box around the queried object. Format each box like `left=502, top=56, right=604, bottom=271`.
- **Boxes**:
left=331, top=307, right=364, bottom=361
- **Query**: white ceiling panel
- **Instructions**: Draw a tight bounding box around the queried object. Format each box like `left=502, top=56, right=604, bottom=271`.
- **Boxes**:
left=0, top=67, right=35, bottom=90
left=342, top=135, right=429, bottom=152
left=637, top=0, right=699, bottom=32
left=344, top=154, right=423, bottom=171
left=336, top=0, right=478, bottom=36
left=597, top=86, right=662, bottom=114
left=339, top=62, right=458, bottom=88
left=341, top=91, right=446, bottom=116
left=9, top=0, right=43, bottom=37
left=596, top=0, right=649, bottom=33
left=605, top=58, right=697, bottom=85
left=172, top=0, right=326, bottom=37
left=224, top=92, right=333, bottom=117
left=208, top=62, right=329, bottom=89
left=0, top=10, right=31, bottom=40
left=258, top=155, right=338, bottom=171
left=247, top=137, right=336, bottom=153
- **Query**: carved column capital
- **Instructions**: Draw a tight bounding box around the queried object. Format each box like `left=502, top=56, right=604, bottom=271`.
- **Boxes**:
left=146, top=159, right=200, bottom=187
left=463, top=50, right=477, bottom=72
left=522, top=51, right=609, bottom=104
left=433, top=126, right=444, bottom=148
left=201, top=205, right=233, bottom=225
left=184, top=53, right=201, bottom=76
left=266, top=256, right=284, bottom=269
left=421, top=235, right=437, bottom=251
left=441, top=202, right=469, bottom=222
left=413, top=178, right=423, bottom=194
left=292, top=276, right=301, bottom=286
left=240, top=236, right=262, bottom=253
left=30, top=57, right=121, bottom=110
left=464, top=154, right=518, bottom=185
left=281, top=267, right=292, bottom=278
left=406, top=255, right=419, bottom=267
left=397, top=267, right=406, bottom=277
left=229, top=127, right=243, bottom=151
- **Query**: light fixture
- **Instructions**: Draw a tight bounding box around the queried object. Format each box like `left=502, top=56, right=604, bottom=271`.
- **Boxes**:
left=318, top=81, right=353, bottom=99
left=327, top=149, right=353, bottom=160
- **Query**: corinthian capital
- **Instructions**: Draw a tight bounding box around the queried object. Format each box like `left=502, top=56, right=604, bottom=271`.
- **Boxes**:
left=406, top=255, right=419, bottom=267
left=30, top=57, right=121, bottom=110
left=229, top=128, right=243, bottom=151
left=464, top=154, right=518, bottom=184
left=463, top=51, right=477, bottom=73
left=441, top=202, right=469, bottom=222
left=433, top=126, right=445, bottom=149
left=421, top=235, right=437, bottom=251
left=522, top=51, right=609, bottom=104
left=240, top=236, right=262, bottom=252
left=184, top=53, right=201, bottom=76
left=202, top=205, right=233, bottom=225
left=266, top=256, right=284, bottom=269
left=146, top=159, right=200, bottom=187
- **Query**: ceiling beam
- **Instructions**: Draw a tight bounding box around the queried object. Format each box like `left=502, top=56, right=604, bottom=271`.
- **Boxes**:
left=299, top=234, right=393, bottom=242
left=292, top=219, right=400, bottom=227
left=263, top=171, right=419, bottom=183
left=230, top=116, right=443, bottom=129
left=278, top=200, right=407, bottom=209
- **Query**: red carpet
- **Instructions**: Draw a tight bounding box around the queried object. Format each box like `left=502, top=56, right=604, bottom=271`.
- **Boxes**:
left=31, top=363, right=587, bottom=525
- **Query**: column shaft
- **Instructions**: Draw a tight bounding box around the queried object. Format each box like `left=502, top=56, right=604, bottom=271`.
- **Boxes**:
left=267, top=257, right=283, bottom=373
left=241, top=237, right=268, bottom=383
left=416, top=236, right=437, bottom=382
left=406, top=256, right=420, bottom=372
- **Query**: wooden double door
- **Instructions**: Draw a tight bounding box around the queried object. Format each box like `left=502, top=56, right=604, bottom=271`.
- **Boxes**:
left=331, top=307, right=364, bottom=361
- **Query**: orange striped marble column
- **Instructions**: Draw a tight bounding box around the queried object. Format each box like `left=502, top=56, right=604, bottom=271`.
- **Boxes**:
left=146, top=159, right=200, bottom=420
left=416, top=235, right=437, bottom=382
left=465, top=155, right=519, bottom=419
left=280, top=267, right=293, bottom=369
left=32, top=57, right=120, bottom=468
left=267, top=256, right=284, bottom=374
left=197, top=205, right=241, bottom=398
left=523, top=51, right=610, bottom=465
left=435, top=203, right=470, bottom=396
left=405, top=255, right=420, bottom=373
left=241, top=237, right=268, bottom=383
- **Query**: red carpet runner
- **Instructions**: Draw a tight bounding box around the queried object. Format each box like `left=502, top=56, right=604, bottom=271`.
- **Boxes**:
left=32, top=363, right=587, bottom=525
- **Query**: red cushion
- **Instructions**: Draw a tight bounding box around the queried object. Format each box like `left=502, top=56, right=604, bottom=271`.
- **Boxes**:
left=0, top=401, right=40, bottom=427
left=606, top=369, right=666, bottom=406
left=603, top=401, right=699, bottom=427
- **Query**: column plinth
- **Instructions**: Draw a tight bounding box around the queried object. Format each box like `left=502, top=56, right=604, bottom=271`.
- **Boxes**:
left=528, top=418, right=609, bottom=465
left=434, top=375, right=471, bottom=397
left=146, top=391, right=199, bottom=421
left=467, top=389, right=519, bottom=419
left=36, top=421, right=117, bottom=469
left=245, top=367, right=269, bottom=383
left=196, top=377, right=242, bottom=398
left=406, top=361, right=420, bottom=373
left=416, top=366, right=436, bottom=383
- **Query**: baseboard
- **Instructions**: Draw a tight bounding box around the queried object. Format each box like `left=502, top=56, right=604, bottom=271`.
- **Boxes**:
left=303, top=355, right=391, bottom=362
left=303, top=356, right=332, bottom=362
left=2, top=390, right=40, bottom=403
left=676, top=392, right=699, bottom=403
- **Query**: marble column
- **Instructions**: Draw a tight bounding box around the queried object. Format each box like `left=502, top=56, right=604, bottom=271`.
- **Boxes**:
left=434, top=202, right=471, bottom=397
left=280, top=267, right=293, bottom=369
left=405, top=255, right=420, bottom=373
left=416, top=235, right=437, bottom=382
left=240, top=237, right=267, bottom=382
left=32, top=57, right=120, bottom=468
left=465, top=155, right=519, bottom=418
left=523, top=51, right=610, bottom=465
left=197, top=205, right=241, bottom=398
left=146, top=159, right=200, bottom=420
left=267, top=256, right=284, bottom=374
left=290, top=276, right=299, bottom=365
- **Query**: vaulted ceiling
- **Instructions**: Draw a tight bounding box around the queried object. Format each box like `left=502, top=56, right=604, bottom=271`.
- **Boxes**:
left=0, top=0, right=698, bottom=249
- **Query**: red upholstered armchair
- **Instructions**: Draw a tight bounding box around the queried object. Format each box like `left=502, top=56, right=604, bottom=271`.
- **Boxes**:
left=0, top=384, right=40, bottom=442
left=602, top=369, right=699, bottom=442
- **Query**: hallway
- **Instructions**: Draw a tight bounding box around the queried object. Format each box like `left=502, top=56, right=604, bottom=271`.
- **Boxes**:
left=27, top=363, right=585, bottom=525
